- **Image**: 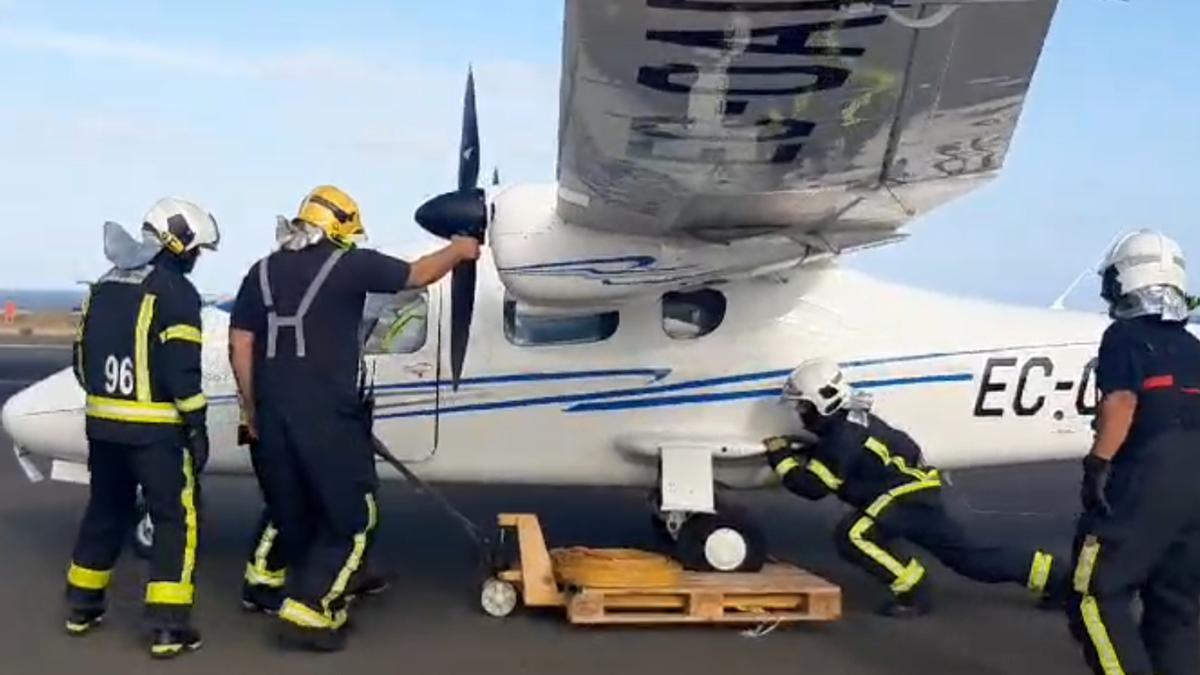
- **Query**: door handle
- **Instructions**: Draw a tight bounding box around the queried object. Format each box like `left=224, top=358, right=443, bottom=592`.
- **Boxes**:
left=403, top=362, right=434, bottom=378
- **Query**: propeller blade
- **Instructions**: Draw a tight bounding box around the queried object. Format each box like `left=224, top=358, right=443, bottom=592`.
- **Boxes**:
left=458, top=69, right=480, bottom=192
left=448, top=260, right=477, bottom=390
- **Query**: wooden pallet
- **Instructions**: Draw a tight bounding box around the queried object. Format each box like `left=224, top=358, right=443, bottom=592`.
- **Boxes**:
left=565, top=564, right=841, bottom=625
left=495, top=510, right=841, bottom=626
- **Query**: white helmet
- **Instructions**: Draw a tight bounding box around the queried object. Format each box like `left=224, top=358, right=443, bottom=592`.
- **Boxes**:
left=1100, top=229, right=1186, bottom=303
left=142, top=197, right=220, bottom=257
left=781, top=358, right=850, bottom=418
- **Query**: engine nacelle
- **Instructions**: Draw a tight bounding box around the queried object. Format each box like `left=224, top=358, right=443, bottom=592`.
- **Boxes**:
left=490, top=183, right=815, bottom=309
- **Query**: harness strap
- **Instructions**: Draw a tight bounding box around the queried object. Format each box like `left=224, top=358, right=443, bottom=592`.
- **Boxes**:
left=261, top=249, right=345, bottom=359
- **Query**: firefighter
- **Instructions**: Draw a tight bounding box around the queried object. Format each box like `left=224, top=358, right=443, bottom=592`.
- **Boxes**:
left=65, top=198, right=218, bottom=658
left=1068, top=230, right=1200, bottom=675
left=765, top=358, right=1068, bottom=617
left=228, top=185, right=478, bottom=651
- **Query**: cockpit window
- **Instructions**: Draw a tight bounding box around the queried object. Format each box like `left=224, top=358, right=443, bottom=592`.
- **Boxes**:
left=662, top=289, right=726, bottom=340
left=504, top=299, right=619, bottom=347
left=362, top=290, right=428, bottom=355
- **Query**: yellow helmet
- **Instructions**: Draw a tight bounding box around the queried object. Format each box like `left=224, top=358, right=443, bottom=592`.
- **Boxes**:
left=295, top=185, right=364, bottom=245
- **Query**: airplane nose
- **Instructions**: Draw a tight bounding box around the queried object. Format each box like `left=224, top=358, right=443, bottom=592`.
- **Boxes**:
left=2, top=368, right=87, bottom=459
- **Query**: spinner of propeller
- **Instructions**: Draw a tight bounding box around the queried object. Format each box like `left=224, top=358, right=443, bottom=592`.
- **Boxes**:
left=414, top=69, right=489, bottom=391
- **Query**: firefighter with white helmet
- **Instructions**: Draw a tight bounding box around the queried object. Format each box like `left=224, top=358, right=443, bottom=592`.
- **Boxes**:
left=1069, top=229, right=1200, bottom=675
left=65, top=198, right=218, bottom=658
left=767, top=358, right=1068, bottom=617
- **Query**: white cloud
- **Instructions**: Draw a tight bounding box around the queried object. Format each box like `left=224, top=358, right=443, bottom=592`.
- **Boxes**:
left=0, top=23, right=564, bottom=289
left=0, top=26, right=256, bottom=78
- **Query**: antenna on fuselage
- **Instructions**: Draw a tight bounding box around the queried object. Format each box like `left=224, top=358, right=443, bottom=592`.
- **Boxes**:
left=1050, top=232, right=1126, bottom=311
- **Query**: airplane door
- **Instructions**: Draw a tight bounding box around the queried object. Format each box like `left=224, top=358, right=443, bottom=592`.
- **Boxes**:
left=361, top=286, right=440, bottom=461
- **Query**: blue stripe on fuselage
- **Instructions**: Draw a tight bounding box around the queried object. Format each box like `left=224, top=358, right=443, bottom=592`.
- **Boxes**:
left=564, top=373, right=974, bottom=413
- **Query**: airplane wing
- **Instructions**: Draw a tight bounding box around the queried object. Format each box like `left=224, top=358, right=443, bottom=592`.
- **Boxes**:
left=556, top=0, right=1059, bottom=249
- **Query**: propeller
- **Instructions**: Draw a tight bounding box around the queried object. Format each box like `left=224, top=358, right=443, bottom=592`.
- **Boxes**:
left=415, top=69, right=488, bottom=390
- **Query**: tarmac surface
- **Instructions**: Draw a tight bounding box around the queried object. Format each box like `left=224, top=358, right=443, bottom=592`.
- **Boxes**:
left=0, top=345, right=1097, bottom=674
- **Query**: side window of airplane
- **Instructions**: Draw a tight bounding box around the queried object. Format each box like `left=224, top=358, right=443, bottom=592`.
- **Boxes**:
left=662, top=289, right=726, bottom=340
left=503, top=299, right=619, bottom=347
left=361, top=290, right=429, bottom=355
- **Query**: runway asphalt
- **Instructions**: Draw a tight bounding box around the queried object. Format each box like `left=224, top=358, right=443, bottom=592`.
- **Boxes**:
left=0, top=345, right=1096, bottom=674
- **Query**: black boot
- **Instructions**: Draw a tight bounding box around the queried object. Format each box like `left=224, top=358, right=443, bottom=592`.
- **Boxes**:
left=878, top=585, right=932, bottom=618
left=276, top=622, right=347, bottom=653
left=65, top=607, right=105, bottom=636
left=242, top=584, right=284, bottom=615
left=149, top=626, right=202, bottom=659
left=1036, top=566, right=1072, bottom=611
left=345, top=570, right=390, bottom=602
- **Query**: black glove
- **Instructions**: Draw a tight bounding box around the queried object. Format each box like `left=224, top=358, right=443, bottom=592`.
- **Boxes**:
left=185, top=425, right=210, bottom=473
left=1081, top=454, right=1112, bottom=516
left=237, top=424, right=255, bottom=447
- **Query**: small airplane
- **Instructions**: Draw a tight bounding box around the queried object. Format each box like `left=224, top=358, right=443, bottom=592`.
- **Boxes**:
left=2, top=0, right=1132, bottom=582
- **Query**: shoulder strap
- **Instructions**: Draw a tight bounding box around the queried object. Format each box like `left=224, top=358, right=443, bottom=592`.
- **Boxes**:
left=258, top=257, right=274, bottom=310
left=262, top=249, right=345, bottom=359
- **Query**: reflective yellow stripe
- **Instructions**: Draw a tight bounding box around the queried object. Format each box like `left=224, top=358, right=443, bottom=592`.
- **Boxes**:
left=320, top=494, right=377, bottom=617
left=151, top=644, right=184, bottom=656
left=774, top=457, right=802, bottom=479
left=135, top=294, right=157, bottom=403
left=76, top=290, right=91, bottom=341
left=1081, top=596, right=1126, bottom=675
left=864, top=437, right=890, bottom=462
left=806, top=459, right=844, bottom=490
left=1074, top=536, right=1100, bottom=594
left=864, top=437, right=937, bottom=482
left=145, top=452, right=198, bottom=605
left=864, top=478, right=942, bottom=519
left=245, top=525, right=286, bottom=588
left=849, top=515, right=925, bottom=594
left=67, top=563, right=112, bottom=590
left=145, top=581, right=194, bottom=605
left=279, top=599, right=334, bottom=629
left=86, top=396, right=182, bottom=424
left=74, top=290, right=90, bottom=379
left=892, top=560, right=926, bottom=594
left=181, top=449, right=198, bottom=588
left=244, top=564, right=287, bottom=588
left=254, top=524, right=278, bottom=570
left=1028, top=550, right=1054, bottom=594
left=1073, top=537, right=1125, bottom=674
left=175, top=393, right=207, bottom=413
left=160, top=324, right=202, bottom=344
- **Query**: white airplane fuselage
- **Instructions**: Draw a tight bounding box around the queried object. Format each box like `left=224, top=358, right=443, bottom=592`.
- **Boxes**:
left=4, top=237, right=1111, bottom=491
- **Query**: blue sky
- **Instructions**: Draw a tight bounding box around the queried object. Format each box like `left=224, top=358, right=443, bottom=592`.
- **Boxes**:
left=0, top=0, right=1196, bottom=309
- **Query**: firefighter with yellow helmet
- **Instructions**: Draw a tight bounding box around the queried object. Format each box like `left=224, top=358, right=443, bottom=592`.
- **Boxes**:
left=228, top=185, right=477, bottom=651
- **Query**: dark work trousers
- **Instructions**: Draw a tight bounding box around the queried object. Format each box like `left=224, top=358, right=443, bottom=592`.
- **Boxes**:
left=835, top=485, right=1057, bottom=599
left=66, top=438, right=201, bottom=629
left=1069, top=434, right=1200, bottom=675
left=253, top=402, right=378, bottom=630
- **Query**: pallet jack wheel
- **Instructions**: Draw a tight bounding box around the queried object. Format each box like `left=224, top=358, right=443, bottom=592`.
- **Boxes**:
left=480, top=578, right=519, bottom=618
left=676, top=512, right=766, bottom=573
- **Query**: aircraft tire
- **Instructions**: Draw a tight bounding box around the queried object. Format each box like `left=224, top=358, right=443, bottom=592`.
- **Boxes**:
left=675, top=512, right=765, bottom=573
